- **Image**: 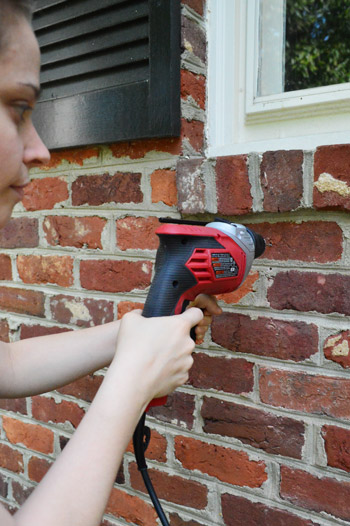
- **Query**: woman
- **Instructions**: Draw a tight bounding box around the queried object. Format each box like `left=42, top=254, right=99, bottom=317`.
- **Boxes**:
left=0, top=1, right=221, bottom=524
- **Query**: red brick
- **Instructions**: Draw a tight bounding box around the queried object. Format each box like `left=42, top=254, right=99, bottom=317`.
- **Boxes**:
left=17, top=255, right=74, bottom=287
left=127, top=429, right=167, bottom=463
left=2, top=416, right=54, bottom=454
left=324, top=330, right=350, bottom=368
left=80, top=259, right=152, bottom=293
left=20, top=324, right=69, bottom=339
left=0, top=286, right=45, bottom=317
left=202, top=397, right=305, bottom=459
left=189, top=353, right=254, bottom=394
left=280, top=465, right=350, bottom=521
left=0, top=319, right=9, bottom=342
left=32, top=396, right=85, bottom=428
left=182, top=16, right=206, bottom=63
left=0, top=254, right=11, bottom=280
left=322, top=425, right=350, bottom=473
left=0, top=473, right=8, bottom=499
left=106, top=487, right=158, bottom=525
left=268, top=270, right=350, bottom=316
left=116, top=216, right=159, bottom=251
left=176, top=157, right=205, bottom=214
left=58, top=374, right=103, bottom=404
left=117, top=301, right=144, bottom=319
left=314, top=144, right=350, bottom=211
left=181, top=119, right=204, bottom=153
left=222, top=494, right=318, bottom=526
left=72, top=172, right=142, bottom=206
left=249, top=221, right=343, bottom=262
left=50, top=294, right=114, bottom=327
left=147, top=391, right=195, bottom=429
left=212, top=312, right=318, bottom=362
left=12, top=480, right=34, bottom=506
left=129, top=462, right=208, bottom=509
left=169, top=514, right=205, bottom=526
left=0, top=218, right=38, bottom=248
left=43, top=147, right=99, bottom=169
left=181, top=0, right=205, bottom=16
left=260, top=368, right=350, bottom=419
left=216, top=155, right=253, bottom=215
left=0, top=398, right=27, bottom=414
left=261, top=150, right=303, bottom=212
left=216, top=271, right=259, bottom=304
left=151, top=169, right=178, bottom=206
left=28, top=456, right=52, bottom=483
left=23, top=177, right=68, bottom=211
left=44, top=216, right=106, bottom=249
left=0, top=444, right=23, bottom=473
left=181, top=69, right=205, bottom=109
left=175, top=436, right=267, bottom=487
left=109, top=137, right=181, bottom=160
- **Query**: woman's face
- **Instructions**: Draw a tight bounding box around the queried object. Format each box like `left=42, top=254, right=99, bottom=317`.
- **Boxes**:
left=0, top=17, right=50, bottom=227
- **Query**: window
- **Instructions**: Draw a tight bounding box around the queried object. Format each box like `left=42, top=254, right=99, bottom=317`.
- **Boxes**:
left=207, top=0, right=350, bottom=156
left=33, top=0, right=181, bottom=150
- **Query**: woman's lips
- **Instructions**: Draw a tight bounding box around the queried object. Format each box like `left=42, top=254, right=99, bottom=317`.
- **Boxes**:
left=10, top=184, right=28, bottom=200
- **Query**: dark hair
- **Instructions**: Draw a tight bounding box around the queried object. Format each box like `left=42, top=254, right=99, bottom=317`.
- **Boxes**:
left=0, top=0, right=34, bottom=52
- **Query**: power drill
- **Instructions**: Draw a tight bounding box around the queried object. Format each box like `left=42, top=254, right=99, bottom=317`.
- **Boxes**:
left=133, top=218, right=265, bottom=525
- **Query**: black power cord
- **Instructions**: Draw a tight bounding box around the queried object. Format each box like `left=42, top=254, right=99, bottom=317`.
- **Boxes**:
left=132, top=412, right=170, bottom=526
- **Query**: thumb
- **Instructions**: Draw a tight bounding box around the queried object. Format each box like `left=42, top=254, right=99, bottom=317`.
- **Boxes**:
left=180, top=306, right=203, bottom=327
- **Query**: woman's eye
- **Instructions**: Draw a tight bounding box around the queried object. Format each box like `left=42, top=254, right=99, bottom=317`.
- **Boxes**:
left=12, top=104, right=33, bottom=124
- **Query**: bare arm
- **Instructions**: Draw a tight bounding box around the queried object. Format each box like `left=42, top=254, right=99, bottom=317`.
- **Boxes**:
left=0, top=308, right=203, bottom=526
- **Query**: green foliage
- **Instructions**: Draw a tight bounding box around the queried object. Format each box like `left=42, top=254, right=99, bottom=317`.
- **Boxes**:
left=285, top=0, right=350, bottom=91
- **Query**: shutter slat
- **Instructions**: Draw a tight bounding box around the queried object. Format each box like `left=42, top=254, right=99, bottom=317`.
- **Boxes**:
left=40, top=41, right=149, bottom=85
left=40, top=18, right=148, bottom=67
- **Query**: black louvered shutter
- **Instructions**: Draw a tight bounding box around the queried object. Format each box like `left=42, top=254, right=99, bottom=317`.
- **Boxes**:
left=32, top=0, right=181, bottom=150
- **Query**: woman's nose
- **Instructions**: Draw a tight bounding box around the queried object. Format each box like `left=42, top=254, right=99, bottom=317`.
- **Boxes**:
left=23, top=122, right=51, bottom=168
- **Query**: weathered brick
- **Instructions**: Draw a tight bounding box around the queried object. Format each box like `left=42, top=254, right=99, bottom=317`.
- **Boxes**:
left=44, top=216, right=106, bottom=249
left=0, top=218, right=38, bottom=248
left=43, top=147, right=99, bottom=169
left=117, top=301, right=144, bottom=319
left=116, top=216, right=159, bottom=251
left=147, top=391, right=195, bottom=429
left=169, top=513, right=205, bottom=526
left=268, top=270, right=350, bottom=316
left=175, top=436, right=267, bottom=487
left=176, top=157, right=205, bottom=214
left=0, top=286, right=45, bottom=317
left=28, top=456, right=52, bottom=483
left=151, top=169, right=178, bottom=206
left=127, top=429, right=167, bottom=463
left=260, top=150, right=303, bottom=212
left=129, top=462, right=208, bottom=509
left=0, top=398, right=27, bottom=414
left=23, top=177, right=68, bottom=211
left=211, top=312, right=318, bottom=362
left=222, top=494, right=318, bottom=526
left=50, top=294, right=114, bottom=327
left=106, top=487, right=158, bottom=525
left=202, top=397, right=305, bottom=459
left=0, top=444, right=23, bottom=473
left=260, top=368, right=350, bottom=420
left=189, top=353, right=254, bottom=394
left=20, top=324, right=69, bottom=339
left=181, top=119, right=204, bottom=153
left=182, top=15, right=206, bottom=63
left=80, top=259, right=152, bottom=293
left=216, top=271, right=259, bottom=304
left=0, top=473, right=8, bottom=499
left=0, top=319, right=9, bottom=342
left=322, top=425, right=350, bottom=473
left=280, top=465, right=350, bottom=521
left=181, top=69, right=205, bottom=109
left=324, top=330, right=350, bottom=368
left=2, top=416, right=54, bottom=454
left=314, top=144, right=350, bottom=211
left=109, top=137, right=181, bottom=160
left=58, top=374, right=103, bottom=403
left=249, top=221, right=343, bottom=262
left=12, top=480, right=34, bottom=506
left=17, top=255, right=74, bottom=287
left=31, top=396, right=85, bottom=429
left=0, top=254, right=11, bottom=280
left=72, top=172, right=142, bottom=206
left=216, top=155, right=253, bottom=215
left=181, top=0, right=205, bottom=16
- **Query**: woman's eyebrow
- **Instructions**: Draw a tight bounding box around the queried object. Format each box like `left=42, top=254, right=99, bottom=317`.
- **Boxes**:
left=18, top=82, right=42, bottom=100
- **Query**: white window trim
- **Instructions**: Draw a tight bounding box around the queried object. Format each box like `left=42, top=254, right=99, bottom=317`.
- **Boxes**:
left=207, top=0, right=350, bottom=157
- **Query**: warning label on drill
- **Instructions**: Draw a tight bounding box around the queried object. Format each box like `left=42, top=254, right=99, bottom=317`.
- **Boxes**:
left=211, top=253, right=239, bottom=278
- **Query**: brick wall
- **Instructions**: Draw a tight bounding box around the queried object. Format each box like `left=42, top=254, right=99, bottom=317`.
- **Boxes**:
left=1, top=1, right=350, bottom=525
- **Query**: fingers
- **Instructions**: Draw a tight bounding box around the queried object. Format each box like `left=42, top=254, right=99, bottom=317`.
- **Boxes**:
left=180, top=306, right=204, bottom=327
left=189, top=294, right=223, bottom=316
